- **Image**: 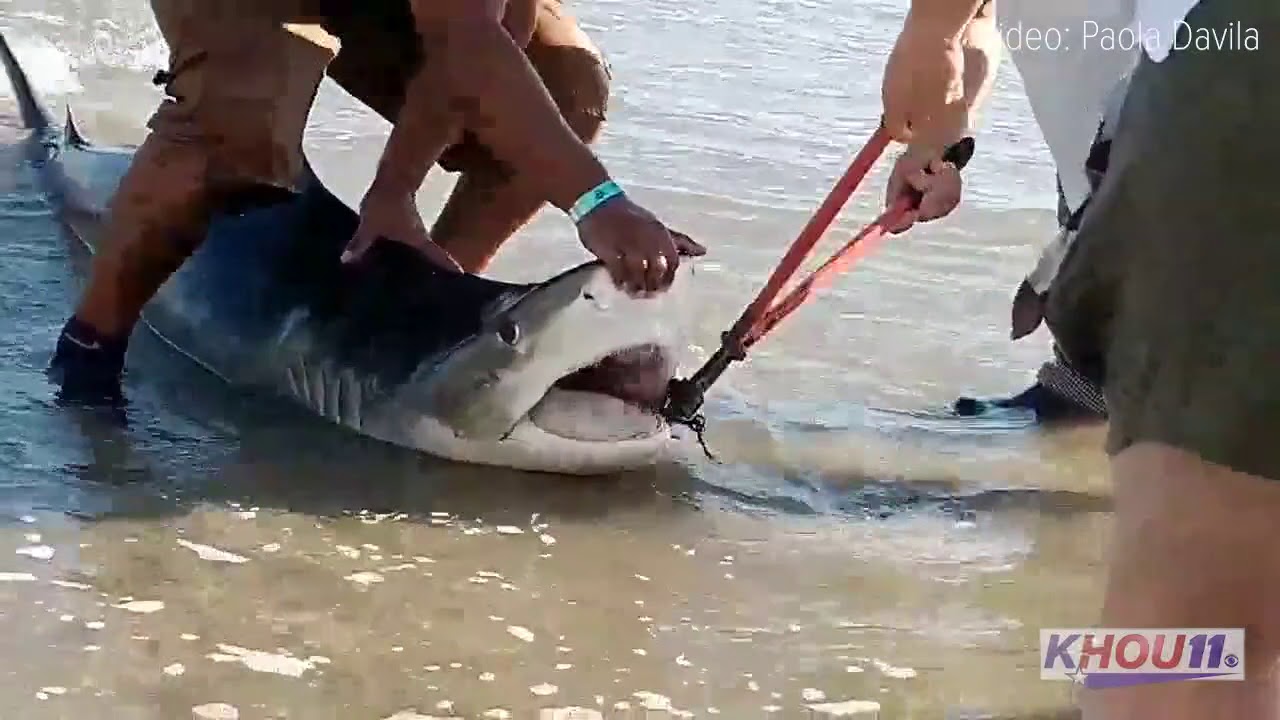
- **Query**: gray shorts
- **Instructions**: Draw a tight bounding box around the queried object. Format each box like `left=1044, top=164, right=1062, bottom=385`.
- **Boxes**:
left=1045, top=0, right=1280, bottom=479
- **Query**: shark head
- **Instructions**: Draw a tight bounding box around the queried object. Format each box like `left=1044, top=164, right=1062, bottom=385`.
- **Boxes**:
left=367, top=259, right=695, bottom=474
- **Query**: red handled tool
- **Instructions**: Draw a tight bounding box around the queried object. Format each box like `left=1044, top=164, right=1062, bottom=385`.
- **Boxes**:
left=660, top=125, right=975, bottom=455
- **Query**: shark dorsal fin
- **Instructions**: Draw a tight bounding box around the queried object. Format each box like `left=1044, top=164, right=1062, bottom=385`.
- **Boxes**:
left=64, top=106, right=89, bottom=148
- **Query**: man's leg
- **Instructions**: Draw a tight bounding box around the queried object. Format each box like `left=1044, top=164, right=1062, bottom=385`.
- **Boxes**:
left=50, top=2, right=335, bottom=404
left=1083, top=445, right=1280, bottom=718
left=325, top=0, right=609, bottom=273
left=430, top=1, right=609, bottom=271
left=1043, top=0, right=1280, bottom=716
left=956, top=191, right=1110, bottom=422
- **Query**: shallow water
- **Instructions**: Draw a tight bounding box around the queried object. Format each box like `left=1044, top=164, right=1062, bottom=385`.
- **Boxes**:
left=0, top=1, right=1110, bottom=718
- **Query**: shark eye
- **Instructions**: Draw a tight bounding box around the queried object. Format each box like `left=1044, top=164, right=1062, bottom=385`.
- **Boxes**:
left=496, top=319, right=521, bottom=346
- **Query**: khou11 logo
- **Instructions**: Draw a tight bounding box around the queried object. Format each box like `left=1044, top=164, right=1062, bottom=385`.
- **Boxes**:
left=1040, top=628, right=1244, bottom=689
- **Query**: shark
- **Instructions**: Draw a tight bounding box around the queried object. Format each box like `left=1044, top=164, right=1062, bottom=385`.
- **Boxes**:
left=0, top=31, right=697, bottom=475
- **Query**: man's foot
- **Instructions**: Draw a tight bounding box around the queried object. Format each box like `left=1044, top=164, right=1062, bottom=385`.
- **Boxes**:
left=954, top=357, right=1107, bottom=423
left=954, top=381, right=1104, bottom=421
left=47, top=317, right=128, bottom=408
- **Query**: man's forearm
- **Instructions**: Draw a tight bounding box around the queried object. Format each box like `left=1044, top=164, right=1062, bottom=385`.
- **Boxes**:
left=372, top=13, right=609, bottom=212
left=896, top=0, right=998, bottom=153
left=907, top=0, right=988, bottom=40
left=368, top=65, right=461, bottom=200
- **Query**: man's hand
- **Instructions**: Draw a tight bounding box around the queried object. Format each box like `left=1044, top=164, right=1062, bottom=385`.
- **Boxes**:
left=879, top=1, right=995, bottom=234
left=881, top=18, right=968, bottom=146
left=342, top=187, right=463, bottom=272
left=884, top=148, right=963, bottom=234
left=576, top=197, right=701, bottom=295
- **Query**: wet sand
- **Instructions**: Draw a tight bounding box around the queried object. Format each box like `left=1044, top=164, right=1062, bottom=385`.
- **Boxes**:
left=1, top=487, right=1106, bottom=719
left=0, top=387, right=1107, bottom=718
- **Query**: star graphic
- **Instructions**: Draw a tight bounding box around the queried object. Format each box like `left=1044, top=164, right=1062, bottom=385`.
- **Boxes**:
left=1064, top=666, right=1089, bottom=685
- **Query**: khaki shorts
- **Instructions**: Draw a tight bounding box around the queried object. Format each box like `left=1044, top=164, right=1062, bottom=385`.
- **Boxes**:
left=146, top=0, right=610, bottom=192
left=1045, top=0, right=1280, bottom=479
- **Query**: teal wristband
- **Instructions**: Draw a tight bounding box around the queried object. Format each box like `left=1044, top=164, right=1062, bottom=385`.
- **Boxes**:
left=568, top=180, right=624, bottom=223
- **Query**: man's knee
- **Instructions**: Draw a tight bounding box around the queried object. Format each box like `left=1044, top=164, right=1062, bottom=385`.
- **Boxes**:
left=437, top=39, right=610, bottom=177
left=1095, top=440, right=1280, bottom=720
left=528, top=42, right=611, bottom=143
left=525, top=0, right=610, bottom=140
left=1109, top=443, right=1280, bottom=612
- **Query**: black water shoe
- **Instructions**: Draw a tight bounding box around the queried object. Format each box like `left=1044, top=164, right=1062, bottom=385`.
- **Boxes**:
left=47, top=317, right=127, bottom=408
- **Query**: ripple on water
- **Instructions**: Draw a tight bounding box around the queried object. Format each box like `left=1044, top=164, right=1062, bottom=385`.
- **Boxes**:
left=807, top=699, right=882, bottom=717
left=14, top=544, right=54, bottom=560
left=538, top=709, right=604, bottom=720
left=113, top=599, right=164, bottom=613
left=192, top=704, right=240, bottom=720
left=175, top=539, right=249, bottom=564
left=205, top=644, right=315, bottom=678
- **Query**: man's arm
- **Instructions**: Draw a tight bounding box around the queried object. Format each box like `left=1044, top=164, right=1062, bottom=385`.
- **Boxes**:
left=367, top=0, right=608, bottom=212
left=881, top=0, right=989, bottom=145
left=881, top=1, right=999, bottom=232
left=895, top=4, right=1000, bottom=171
left=905, top=0, right=989, bottom=41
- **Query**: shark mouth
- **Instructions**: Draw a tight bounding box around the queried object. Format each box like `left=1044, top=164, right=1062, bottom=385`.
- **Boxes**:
left=553, top=343, right=673, bottom=410
left=528, top=344, right=676, bottom=442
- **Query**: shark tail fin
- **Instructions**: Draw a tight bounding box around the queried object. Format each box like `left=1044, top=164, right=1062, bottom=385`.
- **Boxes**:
left=0, top=30, right=54, bottom=133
